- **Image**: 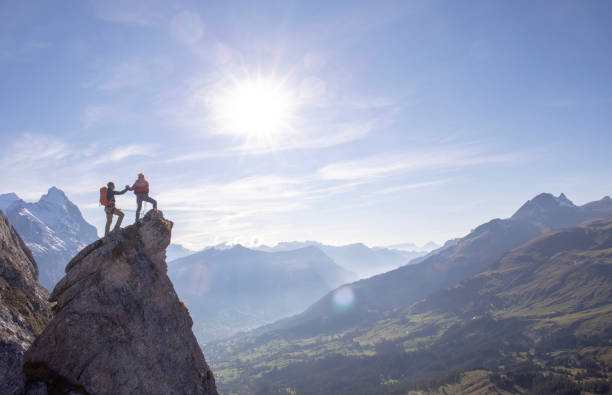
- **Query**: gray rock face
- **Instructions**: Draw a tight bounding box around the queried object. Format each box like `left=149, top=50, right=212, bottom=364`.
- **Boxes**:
left=23, top=210, right=217, bottom=395
left=0, top=210, right=51, bottom=395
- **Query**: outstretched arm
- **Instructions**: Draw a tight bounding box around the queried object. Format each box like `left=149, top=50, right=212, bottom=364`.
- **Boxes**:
left=115, top=187, right=129, bottom=195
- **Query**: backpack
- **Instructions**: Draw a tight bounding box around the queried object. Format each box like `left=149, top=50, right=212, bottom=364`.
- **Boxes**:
left=100, top=187, right=110, bottom=206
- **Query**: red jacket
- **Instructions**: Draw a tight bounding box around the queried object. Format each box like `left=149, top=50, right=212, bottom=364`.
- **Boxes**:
left=132, top=178, right=149, bottom=196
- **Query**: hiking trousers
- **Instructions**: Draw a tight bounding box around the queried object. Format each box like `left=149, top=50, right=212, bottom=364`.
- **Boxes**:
left=136, top=195, right=157, bottom=221
left=104, top=206, right=125, bottom=236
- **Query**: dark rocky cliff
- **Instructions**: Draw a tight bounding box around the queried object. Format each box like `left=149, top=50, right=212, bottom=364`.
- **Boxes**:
left=0, top=210, right=51, bottom=395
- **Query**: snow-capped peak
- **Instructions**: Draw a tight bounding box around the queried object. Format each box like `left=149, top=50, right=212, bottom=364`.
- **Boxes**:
left=207, top=242, right=237, bottom=251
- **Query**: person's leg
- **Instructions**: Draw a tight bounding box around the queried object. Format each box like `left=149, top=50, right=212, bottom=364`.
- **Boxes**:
left=114, top=209, right=125, bottom=229
left=144, top=196, right=157, bottom=209
left=104, top=207, right=113, bottom=236
left=136, top=196, right=143, bottom=221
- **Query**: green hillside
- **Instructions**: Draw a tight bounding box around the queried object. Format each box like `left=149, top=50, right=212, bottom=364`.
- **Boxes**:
left=206, top=219, right=612, bottom=394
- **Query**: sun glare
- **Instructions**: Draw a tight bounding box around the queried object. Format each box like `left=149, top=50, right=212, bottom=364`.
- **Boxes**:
left=212, top=77, right=295, bottom=145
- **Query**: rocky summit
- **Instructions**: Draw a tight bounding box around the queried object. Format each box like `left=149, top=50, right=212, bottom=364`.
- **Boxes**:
left=23, top=210, right=218, bottom=395
left=0, top=210, right=51, bottom=395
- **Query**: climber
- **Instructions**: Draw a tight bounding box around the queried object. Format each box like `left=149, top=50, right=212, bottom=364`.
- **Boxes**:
left=128, top=172, right=157, bottom=222
left=102, top=182, right=129, bottom=236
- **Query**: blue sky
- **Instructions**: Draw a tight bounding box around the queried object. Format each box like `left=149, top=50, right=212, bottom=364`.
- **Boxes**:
left=1, top=0, right=611, bottom=249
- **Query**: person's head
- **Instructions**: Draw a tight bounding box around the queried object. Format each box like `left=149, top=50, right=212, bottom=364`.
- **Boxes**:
left=107, top=182, right=115, bottom=190
left=138, top=172, right=144, bottom=179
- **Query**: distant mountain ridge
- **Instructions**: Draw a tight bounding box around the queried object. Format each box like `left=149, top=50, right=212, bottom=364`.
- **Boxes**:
left=411, top=217, right=612, bottom=321
left=254, top=193, right=612, bottom=338
left=206, top=192, right=612, bottom=392
left=166, top=243, right=195, bottom=262
left=382, top=241, right=440, bottom=252
left=0, top=187, right=98, bottom=290
left=169, top=244, right=357, bottom=342
left=256, top=241, right=418, bottom=278
left=224, top=218, right=612, bottom=394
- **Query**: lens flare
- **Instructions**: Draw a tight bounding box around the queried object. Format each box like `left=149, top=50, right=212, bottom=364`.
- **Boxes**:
left=332, top=286, right=355, bottom=312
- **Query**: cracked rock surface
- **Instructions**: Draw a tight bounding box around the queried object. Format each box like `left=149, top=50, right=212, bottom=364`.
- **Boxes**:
left=0, top=210, right=51, bottom=395
left=24, top=210, right=217, bottom=395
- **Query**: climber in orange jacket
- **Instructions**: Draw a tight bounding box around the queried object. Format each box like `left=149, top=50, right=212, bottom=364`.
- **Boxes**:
left=101, top=182, right=128, bottom=236
left=128, top=172, right=158, bottom=222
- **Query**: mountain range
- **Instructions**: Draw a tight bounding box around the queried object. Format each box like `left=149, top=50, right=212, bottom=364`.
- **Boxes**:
left=382, top=241, right=440, bottom=252
left=2, top=188, right=611, bottom=392
left=166, top=240, right=435, bottom=343
left=168, top=244, right=357, bottom=342
left=256, top=241, right=423, bottom=278
left=282, top=193, right=612, bottom=333
left=205, top=193, right=612, bottom=393
left=0, top=188, right=98, bottom=290
left=3, top=187, right=611, bottom=393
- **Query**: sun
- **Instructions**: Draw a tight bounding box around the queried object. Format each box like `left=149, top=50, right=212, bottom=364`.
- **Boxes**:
left=211, top=76, right=296, bottom=146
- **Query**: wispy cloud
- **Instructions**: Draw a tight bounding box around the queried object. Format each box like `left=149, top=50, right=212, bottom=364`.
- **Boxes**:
left=159, top=144, right=523, bottom=246
left=108, top=145, right=156, bottom=161
left=156, top=174, right=315, bottom=247
left=0, top=133, right=156, bottom=199
left=318, top=145, right=523, bottom=181
left=0, top=133, right=83, bottom=199
left=0, top=131, right=531, bottom=249
left=158, top=175, right=307, bottom=212
left=373, top=179, right=453, bottom=195
left=163, top=144, right=524, bottom=232
left=0, top=133, right=70, bottom=167
left=165, top=122, right=373, bottom=162
left=235, top=122, right=374, bottom=152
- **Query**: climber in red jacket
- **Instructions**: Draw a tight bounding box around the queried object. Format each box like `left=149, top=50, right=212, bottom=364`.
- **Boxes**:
left=128, top=172, right=158, bottom=222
